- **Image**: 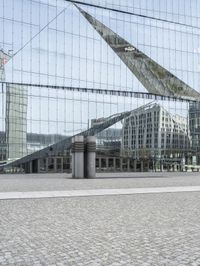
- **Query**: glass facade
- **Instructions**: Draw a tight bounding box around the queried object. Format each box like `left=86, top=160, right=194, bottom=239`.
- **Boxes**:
left=189, top=102, right=200, bottom=161
left=0, top=0, right=200, bottom=167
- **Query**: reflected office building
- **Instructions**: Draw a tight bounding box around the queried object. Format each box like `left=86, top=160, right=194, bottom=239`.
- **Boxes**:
left=122, top=102, right=190, bottom=169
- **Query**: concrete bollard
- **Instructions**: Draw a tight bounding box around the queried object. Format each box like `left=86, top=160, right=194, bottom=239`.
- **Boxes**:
left=71, top=137, right=75, bottom=178
left=74, top=135, right=84, bottom=178
left=86, top=136, right=96, bottom=178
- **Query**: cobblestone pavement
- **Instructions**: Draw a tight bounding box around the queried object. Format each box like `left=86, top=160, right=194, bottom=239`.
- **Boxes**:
left=0, top=172, right=200, bottom=192
left=1, top=192, right=200, bottom=265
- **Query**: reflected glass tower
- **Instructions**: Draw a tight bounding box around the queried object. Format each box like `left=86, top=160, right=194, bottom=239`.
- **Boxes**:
left=0, top=50, right=28, bottom=161
left=6, top=84, right=28, bottom=160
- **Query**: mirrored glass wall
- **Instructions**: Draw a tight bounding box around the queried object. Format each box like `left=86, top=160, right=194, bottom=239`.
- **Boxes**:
left=0, top=0, right=200, bottom=170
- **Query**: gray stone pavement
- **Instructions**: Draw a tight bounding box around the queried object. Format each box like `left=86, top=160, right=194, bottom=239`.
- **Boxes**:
left=1, top=192, right=200, bottom=265
left=0, top=172, right=200, bottom=192
left=1, top=172, right=200, bottom=265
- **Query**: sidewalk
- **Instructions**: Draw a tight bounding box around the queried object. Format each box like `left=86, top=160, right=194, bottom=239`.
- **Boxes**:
left=1, top=173, right=200, bottom=265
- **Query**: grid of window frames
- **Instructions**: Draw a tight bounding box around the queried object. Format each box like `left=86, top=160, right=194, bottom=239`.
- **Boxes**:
left=0, top=0, right=199, bottom=166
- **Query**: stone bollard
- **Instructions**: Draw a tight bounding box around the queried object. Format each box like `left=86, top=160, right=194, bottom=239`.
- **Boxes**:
left=86, top=136, right=96, bottom=178
left=74, top=135, right=84, bottom=178
left=71, top=137, right=75, bottom=178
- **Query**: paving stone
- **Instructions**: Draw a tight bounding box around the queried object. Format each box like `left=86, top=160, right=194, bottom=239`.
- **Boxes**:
left=0, top=192, right=200, bottom=265
left=1, top=172, right=200, bottom=193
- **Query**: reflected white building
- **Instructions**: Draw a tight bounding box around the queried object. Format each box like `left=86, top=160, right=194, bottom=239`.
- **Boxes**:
left=122, top=102, right=190, bottom=159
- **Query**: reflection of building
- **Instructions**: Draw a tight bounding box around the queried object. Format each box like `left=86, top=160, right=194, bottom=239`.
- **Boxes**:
left=0, top=50, right=10, bottom=162
left=6, top=84, right=28, bottom=160
left=96, top=128, right=121, bottom=150
left=122, top=103, right=190, bottom=160
left=0, top=50, right=28, bottom=161
left=0, top=131, right=67, bottom=162
left=189, top=102, right=200, bottom=163
left=91, top=118, right=122, bottom=150
left=91, top=118, right=106, bottom=127
left=27, top=133, right=67, bottom=153
left=0, top=132, right=6, bottom=162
